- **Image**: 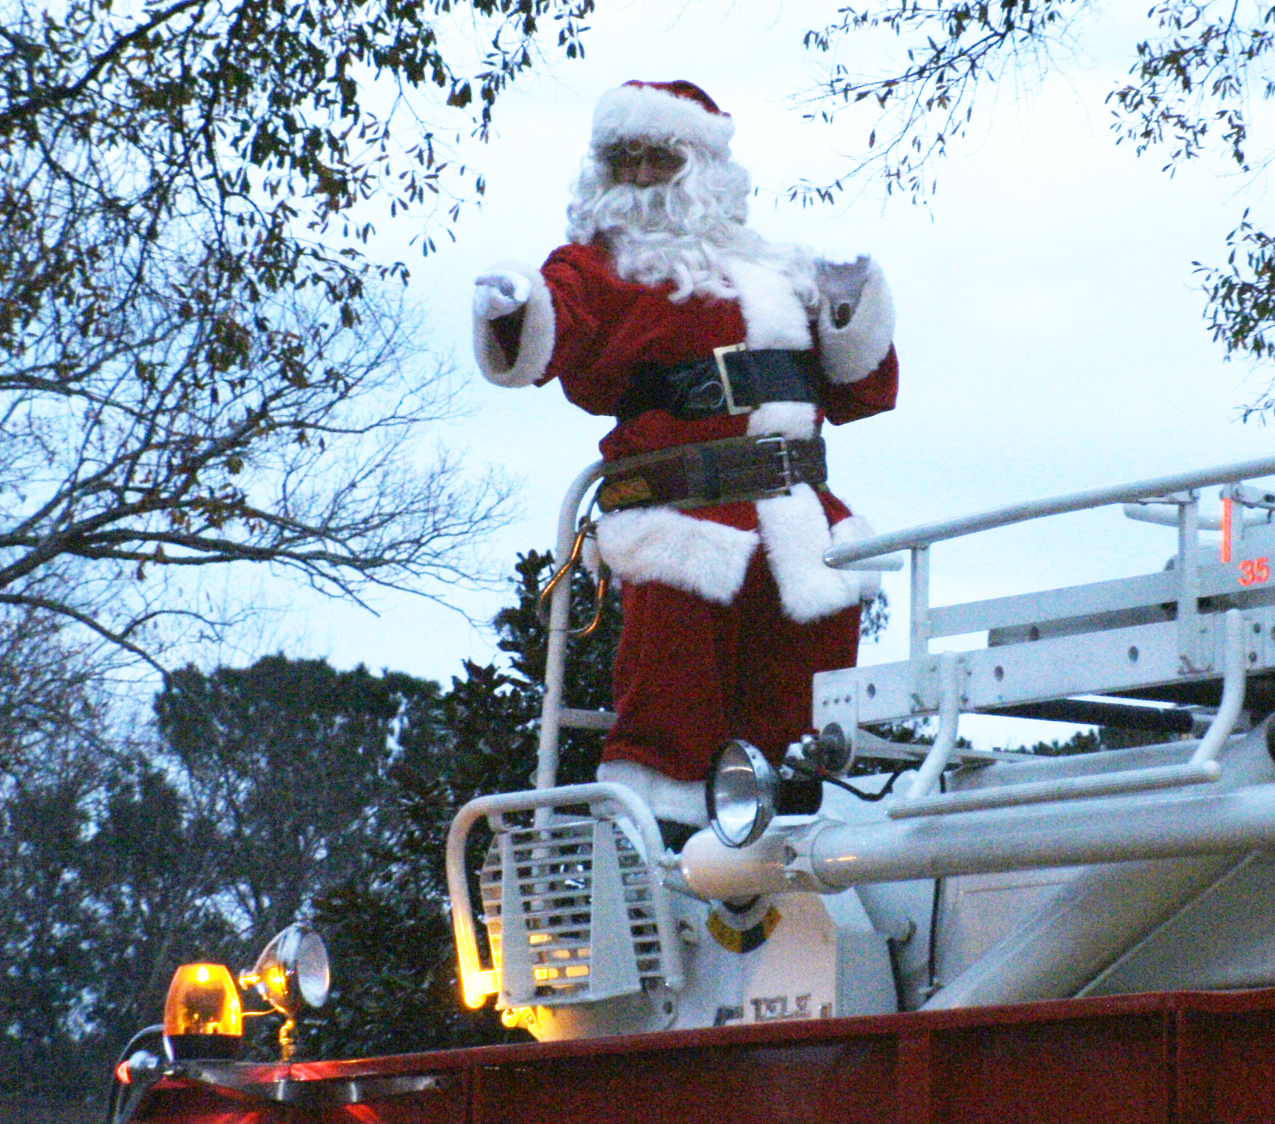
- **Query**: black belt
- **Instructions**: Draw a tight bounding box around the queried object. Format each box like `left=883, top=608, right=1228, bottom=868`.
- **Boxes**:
left=616, top=346, right=819, bottom=422
left=596, top=435, right=827, bottom=513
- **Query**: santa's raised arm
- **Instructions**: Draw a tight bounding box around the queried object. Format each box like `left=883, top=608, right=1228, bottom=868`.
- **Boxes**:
left=473, top=80, right=898, bottom=837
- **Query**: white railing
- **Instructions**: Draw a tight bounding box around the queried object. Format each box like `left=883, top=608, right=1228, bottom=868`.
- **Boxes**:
left=536, top=461, right=607, bottom=791
left=810, top=455, right=1275, bottom=817
left=825, top=454, right=1275, bottom=672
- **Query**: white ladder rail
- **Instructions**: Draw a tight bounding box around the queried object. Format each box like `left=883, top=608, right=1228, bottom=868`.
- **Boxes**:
left=536, top=460, right=606, bottom=792
left=817, top=456, right=1275, bottom=819
left=827, top=456, right=1275, bottom=708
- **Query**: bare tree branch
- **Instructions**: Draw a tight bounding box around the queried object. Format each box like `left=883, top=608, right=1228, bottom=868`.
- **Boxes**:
left=0, top=0, right=601, bottom=663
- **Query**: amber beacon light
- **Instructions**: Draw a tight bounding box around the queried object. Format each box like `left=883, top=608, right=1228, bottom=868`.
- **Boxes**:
left=162, top=963, right=243, bottom=1059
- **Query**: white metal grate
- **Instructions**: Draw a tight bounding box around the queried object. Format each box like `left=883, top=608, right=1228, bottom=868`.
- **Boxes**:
left=480, top=815, right=665, bottom=1007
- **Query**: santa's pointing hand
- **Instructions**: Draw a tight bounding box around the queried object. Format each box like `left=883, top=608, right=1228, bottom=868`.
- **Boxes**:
left=473, top=270, right=531, bottom=320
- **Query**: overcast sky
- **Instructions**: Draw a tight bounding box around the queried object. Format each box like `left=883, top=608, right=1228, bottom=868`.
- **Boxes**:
left=231, top=0, right=1275, bottom=748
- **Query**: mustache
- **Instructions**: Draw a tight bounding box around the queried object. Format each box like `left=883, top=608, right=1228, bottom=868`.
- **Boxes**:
left=592, top=182, right=681, bottom=236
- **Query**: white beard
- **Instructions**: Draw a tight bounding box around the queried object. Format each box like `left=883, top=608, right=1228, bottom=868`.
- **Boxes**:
left=566, top=152, right=817, bottom=305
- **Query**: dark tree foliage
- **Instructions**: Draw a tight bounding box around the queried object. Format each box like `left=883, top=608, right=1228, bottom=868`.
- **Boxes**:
left=154, top=656, right=446, bottom=947
left=0, top=0, right=595, bottom=662
left=0, top=655, right=446, bottom=1119
left=797, top=0, right=1275, bottom=404
left=0, top=754, right=235, bottom=1122
left=860, top=589, right=889, bottom=644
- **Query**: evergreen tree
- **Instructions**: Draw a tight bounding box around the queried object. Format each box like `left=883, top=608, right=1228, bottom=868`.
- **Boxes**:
left=154, top=657, right=445, bottom=951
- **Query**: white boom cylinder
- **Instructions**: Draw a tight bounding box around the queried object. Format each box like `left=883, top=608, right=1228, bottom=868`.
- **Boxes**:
left=681, top=780, right=1275, bottom=900
left=810, top=782, right=1275, bottom=886
left=919, top=853, right=1242, bottom=1010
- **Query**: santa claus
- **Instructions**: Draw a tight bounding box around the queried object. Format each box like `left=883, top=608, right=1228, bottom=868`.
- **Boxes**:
left=473, top=80, right=898, bottom=831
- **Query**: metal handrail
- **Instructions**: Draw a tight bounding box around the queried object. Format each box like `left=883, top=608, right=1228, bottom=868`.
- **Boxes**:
left=824, top=455, right=1275, bottom=568
left=536, top=460, right=606, bottom=791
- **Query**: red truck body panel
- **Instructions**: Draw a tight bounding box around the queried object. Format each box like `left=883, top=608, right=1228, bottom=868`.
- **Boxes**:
left=132, top=987, right=1275, bottom=1124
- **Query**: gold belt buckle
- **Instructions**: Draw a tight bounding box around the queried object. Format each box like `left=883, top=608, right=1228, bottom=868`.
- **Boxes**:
left=713, top=343, right=752, bottom=415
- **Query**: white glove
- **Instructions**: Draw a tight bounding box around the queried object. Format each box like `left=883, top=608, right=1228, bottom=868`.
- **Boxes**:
left=473, top=270, right=532, bottom=320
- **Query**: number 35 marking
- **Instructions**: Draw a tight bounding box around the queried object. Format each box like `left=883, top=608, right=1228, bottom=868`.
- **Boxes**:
left=1240, top=557, right=1270, bottom=586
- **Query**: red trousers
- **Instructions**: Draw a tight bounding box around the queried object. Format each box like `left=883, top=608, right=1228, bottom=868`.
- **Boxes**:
left=601, top=551, right=862, bottom=782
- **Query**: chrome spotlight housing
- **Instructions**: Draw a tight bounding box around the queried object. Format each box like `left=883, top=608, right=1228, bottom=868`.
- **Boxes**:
left=239, top=923, right=330, bottom=1019
left=707, top=739, right=777, bottom=848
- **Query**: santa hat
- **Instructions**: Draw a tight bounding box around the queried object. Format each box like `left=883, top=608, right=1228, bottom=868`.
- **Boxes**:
left=591, top=80, right=735, bottom=160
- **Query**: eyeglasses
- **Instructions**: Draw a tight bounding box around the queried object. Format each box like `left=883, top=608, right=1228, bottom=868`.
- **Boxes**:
left=601, top=142, right=686, bottom=178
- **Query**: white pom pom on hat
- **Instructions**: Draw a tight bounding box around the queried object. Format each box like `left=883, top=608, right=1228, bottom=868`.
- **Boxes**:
left=591, top=80, right=735, bottom=159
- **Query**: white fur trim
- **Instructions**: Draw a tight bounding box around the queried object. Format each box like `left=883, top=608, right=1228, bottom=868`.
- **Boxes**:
left=746, top=402, right=817, bottom=440
left=818, top=258, right=895, bottom=384
left=592, top=84, right=735, bottom=158
left=473, top=261, right=555, bottom=388
left=756, top=484, right=869, bottom=624
left=722, top=258, right=813, bottom=351
left=581, top=530, right=601, bottom=578
left=595, top=506, right=758, bottom=604
left=597, top=759, right=708, bottom=827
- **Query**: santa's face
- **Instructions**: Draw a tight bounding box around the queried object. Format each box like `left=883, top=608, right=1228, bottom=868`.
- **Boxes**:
left=566, top=142, right=808, bottom=302
left=601, top=142, right=686, bottom=188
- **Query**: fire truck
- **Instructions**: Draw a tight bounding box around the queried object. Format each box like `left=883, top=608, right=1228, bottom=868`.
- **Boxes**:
left=114, top=452, right=1275, bottom=1123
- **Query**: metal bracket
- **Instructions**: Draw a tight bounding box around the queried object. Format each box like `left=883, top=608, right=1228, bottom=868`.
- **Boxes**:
left=887, top=610, right=1247, bottom=819
left=903, top=651, right=965, bottom=802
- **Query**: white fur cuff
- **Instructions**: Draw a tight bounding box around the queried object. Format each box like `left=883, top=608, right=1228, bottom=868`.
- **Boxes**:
left=595, top=507, right=758, bottom=604
left=597, top=759, right=708, bottom=827
left=473, top=261, right=555, bottom=388
left=818, top=259, right=895, bottom=384
left=756, top=485, right=871, bottom=624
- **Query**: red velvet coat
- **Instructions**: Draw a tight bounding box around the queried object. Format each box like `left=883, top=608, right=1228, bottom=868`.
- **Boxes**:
left=480, top=240, right=898, bottom=620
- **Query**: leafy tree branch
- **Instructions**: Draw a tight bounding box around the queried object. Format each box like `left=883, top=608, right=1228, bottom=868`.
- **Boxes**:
left=2, top=0, right=596, bottom=659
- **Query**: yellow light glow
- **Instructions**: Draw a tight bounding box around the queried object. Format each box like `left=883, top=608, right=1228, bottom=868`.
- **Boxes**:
left=164, top=963, right=243, bottom=1037
left=266, top=964, right=288, bottom=1001
left=565, top=965, right=590, bottom=978
left=533, top=967, right=560, bottom=981
left=461, top=967, right=500, bottom=1009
